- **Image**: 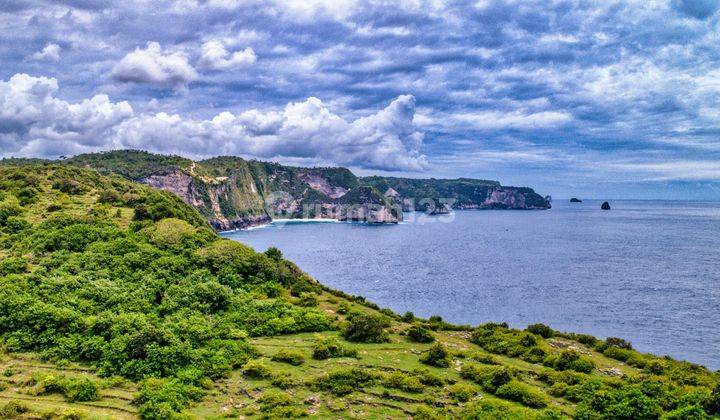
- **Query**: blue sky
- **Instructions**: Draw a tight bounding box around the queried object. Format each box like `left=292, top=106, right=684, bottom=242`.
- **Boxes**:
left=1, top=0, right=719, bottom=199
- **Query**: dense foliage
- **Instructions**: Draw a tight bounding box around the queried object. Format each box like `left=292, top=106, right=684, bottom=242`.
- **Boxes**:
left=0, top=165, right=332, bottom=417
left=0, top=164, right=717, bottom=419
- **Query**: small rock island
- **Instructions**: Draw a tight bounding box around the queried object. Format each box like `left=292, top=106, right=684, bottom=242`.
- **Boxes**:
left=601, top=201, right=611, bottom=210
left=570, top=197, right=582, bottom=203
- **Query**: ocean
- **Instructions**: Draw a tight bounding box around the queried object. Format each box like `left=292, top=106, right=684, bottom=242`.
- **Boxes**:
left=222, top=200, right=720, bottom=369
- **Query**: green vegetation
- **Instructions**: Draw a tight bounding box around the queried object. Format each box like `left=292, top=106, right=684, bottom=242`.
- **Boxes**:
left=0, top=163, right=716, bottom=419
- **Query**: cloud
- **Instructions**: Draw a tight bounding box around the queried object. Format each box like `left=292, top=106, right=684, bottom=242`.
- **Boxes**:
left=0, top=74, right=426, bottom=171
left=111, top=42, right=197, bottom=88
left=197, top=40, right=256, bottom=70
left=30, top=43, right=61, bottom=61
left=0, top=73, right=133, bottom=155
left=453, top=110, right=572, bottom=130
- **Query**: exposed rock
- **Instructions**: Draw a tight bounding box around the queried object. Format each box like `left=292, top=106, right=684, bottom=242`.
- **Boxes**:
left=570, top=197, right=582, bottom=203
left=601, top=201, right=611, bottom=210
left=209, top=215, right=272, bottom=231
left=600, top=367, right=624, bottom=377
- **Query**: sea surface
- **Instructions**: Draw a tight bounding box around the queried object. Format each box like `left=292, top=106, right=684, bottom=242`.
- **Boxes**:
left=222, top=200, right=720, bottom=369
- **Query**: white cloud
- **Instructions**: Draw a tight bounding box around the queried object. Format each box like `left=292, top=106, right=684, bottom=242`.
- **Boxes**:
left=0, top=74, right=133, bottom=156
left=197, top=40, right=256, bottom=71
left=0, top=74, right=427, bottom=171
left=111, top=42, right=197, bottom=88
left=453, top=110, right=573, bottom=130
left=30, top=43, right=61, bottom=61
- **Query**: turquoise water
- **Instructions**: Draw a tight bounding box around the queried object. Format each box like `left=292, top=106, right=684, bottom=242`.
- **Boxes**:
left=223, top=200, right=720, bottom=369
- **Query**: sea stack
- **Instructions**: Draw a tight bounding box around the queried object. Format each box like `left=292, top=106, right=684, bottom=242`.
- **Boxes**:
left=601, top=201, right=611, bottom=210
left=570, top=197, right=582, bottom=203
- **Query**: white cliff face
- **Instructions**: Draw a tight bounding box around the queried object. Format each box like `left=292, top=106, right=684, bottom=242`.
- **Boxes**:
left=298, top=171, right=349, bottom=198
left=141, top=170, right=204, bottom=208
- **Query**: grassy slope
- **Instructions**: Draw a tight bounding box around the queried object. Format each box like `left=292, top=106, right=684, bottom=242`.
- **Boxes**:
left=0, top=165, right=717, bottom=419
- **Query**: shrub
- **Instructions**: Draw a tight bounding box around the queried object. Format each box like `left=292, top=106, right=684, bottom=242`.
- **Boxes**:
left=576, top=387, right=661, bottom=419
left=65, top=377, right=99, bottom=402
left=342, top=312, right=389, bottom=343
left=575, top=334, right=598, bottom=346
left=413, top=405, right=443, bottom=420
left=412, top=368, right=444, bottom=387
left=242, top=360, right=273, bottom=379
left=526, top=323, right=554, bottom=338
left=495, top=380, right=549, bottom=408
left=0, top=401, right=29, bottom=418
left=605, top=337, right=632, bottom=350
left=0, top=199, right=23, bottom=226
left=703, top=385, right=720, bottom=415
left=52, top=178, right=85, bottom=195
left=336, top=301, right=350, bottom=314
left=407, top=325, right=435, bottom=343
left=135, top=377, right=204, bottom=420
left=383, top=371, right=424, bottom=393
left=459, top=399, right=532, bottom=419
left=297, top=292, right=318, bottom=307
left=544, top=350, right=594, bottom=373
left=311, top=337, right=358, bottom=360
left=257, top=390, right=292, bottom=412
left=603, top=346, right=632, bottom=362
left=312, top=368, right=376, bottom=395
left=460, top=364, right=513, bottom=393
left=3, top=216, right=30, bottom=234
left=449, top=382, right=479, bottom=402
left=472, top=353, right=499, bottom=365
left=271, top=349, right=305, bottom=366
left=402, top=311, right=415, bottom=322
left=419, top=343, right=451, bottom=368
left=149, top=218, right=197, bottom=247
left=644, top=360, right=667, bottom=375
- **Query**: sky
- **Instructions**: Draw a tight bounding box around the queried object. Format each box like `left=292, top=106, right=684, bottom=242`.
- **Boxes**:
left=1, top=0, right=720, bottom=199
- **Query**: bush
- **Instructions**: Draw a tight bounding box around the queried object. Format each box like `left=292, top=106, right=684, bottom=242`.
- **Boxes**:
left=135, top=377, right=204, bottom=420
left=412, top=368, right=444, bottom=387
left=402, top=311, right=415, bottom=322
left=257, top=390, right=292, bottom=412
left=526, top=323, right=554, bottom=338
left=413, top=405, right=443, bottom=420
left=0, top=199, right=23, bottom=226
left=544, top=350, right=594, bottom=373
left=271, top=349, right=305, bottom=366
left=52, top=178, right=85, bottom=195
left=383, top=371, right=424, bottom=393
left=495, top=380, right=549, bottom=408
left=419, top=343, right=451, bottom=368
left=472, top=353, right=499, bottom=365
left=605, top=337, right=633, bottom=350
left=342, top=312, right=389, bottom=343
left=336, top=302, right=350, bottom=314
left=65, top=377, right=99, bottom=402
left=0, top=401, right=29, bottom=418
left=407, top=325, right=435, bottom=343
left=297, top=292, right=318, bottom=307
left=242, top=360, right=274, bottom=379
left=312, top=368, right=376, bottom=395
left=311, top=337, right=358, bottom=360
left=576, top=387, right=661, bottom=419
left=460, top=364, right=513, bottom=393
left=449, top=382, right=479, bottom=402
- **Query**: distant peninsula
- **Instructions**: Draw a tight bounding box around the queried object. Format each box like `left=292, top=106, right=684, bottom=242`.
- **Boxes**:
left=3, top=150, right=551, bottom=230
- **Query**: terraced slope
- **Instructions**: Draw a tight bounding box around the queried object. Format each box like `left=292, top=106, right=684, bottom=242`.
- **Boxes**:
left=0, top=164, right=716, bottom=419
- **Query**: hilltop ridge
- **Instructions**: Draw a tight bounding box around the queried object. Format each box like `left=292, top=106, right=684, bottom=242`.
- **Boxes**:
left=45, top=150, right=551, bottom=229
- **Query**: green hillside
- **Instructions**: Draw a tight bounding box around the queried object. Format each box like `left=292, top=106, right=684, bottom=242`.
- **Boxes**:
left=0, top=165, right=717, bottom=419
